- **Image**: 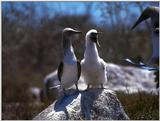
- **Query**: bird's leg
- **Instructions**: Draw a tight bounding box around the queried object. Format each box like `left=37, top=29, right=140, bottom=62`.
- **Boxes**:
left=101, top=83, right=106, bottom=89
left=75, top=83, right=79, bottom=92
left=87, top=84, right=90, bottom=90
left=101, top=84, right=103, bottom=88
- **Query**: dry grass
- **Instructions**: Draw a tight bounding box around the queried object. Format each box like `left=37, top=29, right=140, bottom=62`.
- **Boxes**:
left=117, top=91, right=159, bottom=120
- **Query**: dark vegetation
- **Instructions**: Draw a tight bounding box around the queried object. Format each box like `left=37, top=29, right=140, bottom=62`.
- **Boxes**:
left=2, top=2, right=159, bottom=120
left=117, top=92, right=159, bottom=120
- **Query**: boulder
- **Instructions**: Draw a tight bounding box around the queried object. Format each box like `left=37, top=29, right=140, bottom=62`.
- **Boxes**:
left=33, top=89, right=129, bottom=120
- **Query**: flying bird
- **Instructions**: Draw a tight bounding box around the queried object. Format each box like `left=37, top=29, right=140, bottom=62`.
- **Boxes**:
left=81, top=29, right=107, bottom=89
left=131, top=6, right=159, bottom=65
left=57, top=28, right=81, bottom=95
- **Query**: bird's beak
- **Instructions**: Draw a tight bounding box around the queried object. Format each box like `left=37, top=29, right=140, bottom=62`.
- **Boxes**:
left=96, top=40, right=100, bottom=47
left=96, top=32, right=102, bottom=47
left=131, top=8, right=150, bottom=30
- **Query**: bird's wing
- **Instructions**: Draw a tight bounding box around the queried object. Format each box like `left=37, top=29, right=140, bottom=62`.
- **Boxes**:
left=77, top=61, right=81, bottom=80
left=57, top=62, right=64, bottom=82
left=125, top=58, right=159, bottom=71
left=125, top=58, right=145, bottom=66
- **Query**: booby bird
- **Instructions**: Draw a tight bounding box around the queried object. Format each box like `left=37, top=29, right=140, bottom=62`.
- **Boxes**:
left=131, top=6, right=159, bottom=65
left=81, top=29, right=107, bottom=89
left=57, top=28, right=81, bottom=95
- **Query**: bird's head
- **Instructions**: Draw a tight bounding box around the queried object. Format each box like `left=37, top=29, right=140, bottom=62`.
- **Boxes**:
left=62, top=28, right=81, bottom=39
left=131, top=6, right=159, bottom=30
left=86, top=29, right=102, bottom=47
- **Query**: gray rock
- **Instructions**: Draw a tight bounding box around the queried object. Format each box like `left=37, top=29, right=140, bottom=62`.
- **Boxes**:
left=33, top=89, right=129, bottom=120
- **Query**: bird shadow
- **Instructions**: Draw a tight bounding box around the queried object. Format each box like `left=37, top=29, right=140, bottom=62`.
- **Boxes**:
left=80, top=88, right=103, bottom=120
left=54, top=90, right=79, bottom=119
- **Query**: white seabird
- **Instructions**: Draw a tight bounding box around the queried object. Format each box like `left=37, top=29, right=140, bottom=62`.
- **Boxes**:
left=57, top=28, right=81, bottom=94
left=131, top=6, right=159, bottom=65
left=81, top=29, right=107, bottom=89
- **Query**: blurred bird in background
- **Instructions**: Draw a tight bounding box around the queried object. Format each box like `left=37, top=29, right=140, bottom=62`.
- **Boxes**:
left=125, top=6, right=159, bottom=88
left=125, top=6, right=159, bottom=71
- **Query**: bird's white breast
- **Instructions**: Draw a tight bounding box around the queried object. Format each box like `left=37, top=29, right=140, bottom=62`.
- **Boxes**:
left=61, top=61, right=78, bottom=89
left=61, top=45, right=78, bottom=89
left=81, top=58, right=106, bottom=87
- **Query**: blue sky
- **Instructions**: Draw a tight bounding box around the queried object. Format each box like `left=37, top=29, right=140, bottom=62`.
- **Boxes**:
left=2, top=2, right=159, bottom=26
